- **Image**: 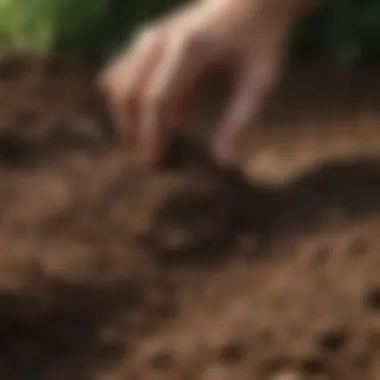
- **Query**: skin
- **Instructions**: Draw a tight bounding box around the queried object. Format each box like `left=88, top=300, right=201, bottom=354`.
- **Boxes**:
left=99, top=0, right=311, bottom=166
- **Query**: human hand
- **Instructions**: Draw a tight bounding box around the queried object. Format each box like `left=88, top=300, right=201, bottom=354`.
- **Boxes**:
left=99, top=0, right=309, bottom=166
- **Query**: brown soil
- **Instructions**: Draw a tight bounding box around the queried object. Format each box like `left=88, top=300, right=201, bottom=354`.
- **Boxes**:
left=0, top=52, right=380, bottom=380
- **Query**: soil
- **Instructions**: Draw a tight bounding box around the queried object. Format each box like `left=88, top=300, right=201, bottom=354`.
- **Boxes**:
left=0, top=52, right=380, bottom=380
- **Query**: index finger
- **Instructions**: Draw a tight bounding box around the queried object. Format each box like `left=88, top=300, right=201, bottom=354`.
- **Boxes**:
left=139, top=32, right=210, bottom=164
left=99, top=26, right=166, bottom=143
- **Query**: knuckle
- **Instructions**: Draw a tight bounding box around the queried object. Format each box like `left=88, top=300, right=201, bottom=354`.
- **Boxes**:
left=100, top=66, right=138, bottom=108
left=98, top=61, right=119, bottom=92
left=179, top=32, right=203, bottom=56
left=98, top=65, right=125, bottom=99
left=134, top=24, right=160, bottom=48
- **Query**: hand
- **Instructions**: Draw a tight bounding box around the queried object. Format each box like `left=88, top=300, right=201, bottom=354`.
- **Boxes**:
left=99, top=0, right=309, bottom=166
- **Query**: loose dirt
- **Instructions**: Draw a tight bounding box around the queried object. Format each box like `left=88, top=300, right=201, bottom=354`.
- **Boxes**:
left=0, top=52, right=380, bottom=380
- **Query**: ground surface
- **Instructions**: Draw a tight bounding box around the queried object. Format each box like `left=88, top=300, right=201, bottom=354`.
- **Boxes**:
left=0, top=53, right=380, bottom=380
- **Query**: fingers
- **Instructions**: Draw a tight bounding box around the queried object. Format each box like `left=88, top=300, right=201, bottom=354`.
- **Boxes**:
left=138, top=31, right=209, bottom=163
left=212, top=57, right=281, bottom=166
left=97, top=0, right=293, bottom=168
left=100, top=25, right=281, bottom=169
left=98, top=25, right=166, bottom=145
left=99, top=23, right=208, bottom=164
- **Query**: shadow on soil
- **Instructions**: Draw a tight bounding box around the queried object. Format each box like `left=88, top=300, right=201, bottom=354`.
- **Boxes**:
left=0, top=279, right=148, bottom=380
left=145, top=143, right=380, bottom=267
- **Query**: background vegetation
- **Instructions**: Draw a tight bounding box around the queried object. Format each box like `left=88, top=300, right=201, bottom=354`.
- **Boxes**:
left=0, top=0, right=379, bottom=65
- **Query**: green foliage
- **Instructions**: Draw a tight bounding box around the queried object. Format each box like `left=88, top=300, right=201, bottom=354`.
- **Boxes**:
left=0, top=0, right=107, bottom=53
left=1, top=0, right=380, bottom=64
left=92, top=0, right=187, bottom=59
left=0, top=0, right=186, bottom=56
left=290, top=0, right=380, bottom=64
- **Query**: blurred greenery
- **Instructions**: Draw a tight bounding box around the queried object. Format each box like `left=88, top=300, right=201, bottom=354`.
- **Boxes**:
left=0, top=0, right=185, bottom=58
left=290, top=0, right=380, bottom=64
left=0, top=0, right=379, bottom=64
